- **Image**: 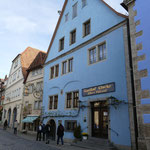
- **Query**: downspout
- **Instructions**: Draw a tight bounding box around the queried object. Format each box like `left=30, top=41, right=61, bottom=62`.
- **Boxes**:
left=126, top=18, right=138, bottom=150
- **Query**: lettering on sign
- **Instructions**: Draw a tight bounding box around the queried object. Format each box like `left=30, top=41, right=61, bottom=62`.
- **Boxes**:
left=82, top=82, right=115, bottom=97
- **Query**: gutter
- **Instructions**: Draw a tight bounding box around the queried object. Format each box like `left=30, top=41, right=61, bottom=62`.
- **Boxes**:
left=126, top=18, right=139, bottom=150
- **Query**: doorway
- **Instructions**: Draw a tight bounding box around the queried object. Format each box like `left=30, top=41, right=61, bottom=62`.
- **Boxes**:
left=91, top=101, right=108, bottom=138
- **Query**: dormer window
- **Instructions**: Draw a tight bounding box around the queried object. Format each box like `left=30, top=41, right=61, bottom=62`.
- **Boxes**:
left=72, top=2, right=77, bottom=19
left=82, top=0, right=87, bottom=8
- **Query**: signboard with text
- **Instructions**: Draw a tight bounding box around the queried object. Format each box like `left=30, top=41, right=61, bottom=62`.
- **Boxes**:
left=82, top=82, right=115, bottom=97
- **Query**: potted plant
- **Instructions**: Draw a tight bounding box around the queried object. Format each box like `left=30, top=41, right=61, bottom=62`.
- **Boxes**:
left=73, top=124, right=82, bottom=142
left=82, top=132, right=88, bottom=140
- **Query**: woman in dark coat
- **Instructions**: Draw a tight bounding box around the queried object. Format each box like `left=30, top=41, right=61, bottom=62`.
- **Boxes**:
left=57, top=123, right=64, bottom=145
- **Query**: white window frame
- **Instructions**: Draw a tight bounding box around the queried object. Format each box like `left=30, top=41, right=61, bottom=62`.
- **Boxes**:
left=50, top=64, right=59, bottom=79
left=88, top=41, right=107, bottom=65
left=72, top=2, right=78, bottom=19
left=65, top=90, right=79, bottom=109
left=49, top=95, right=58, bottom=110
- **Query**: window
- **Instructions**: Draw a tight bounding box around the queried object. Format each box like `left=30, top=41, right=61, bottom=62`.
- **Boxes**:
left=73, top=91, right=79, bottom=108
left=50, top=64, right=59, bottom=79
left=14, top=60, right=18, bottom=69
left=36, top=82, right=43, bottom=91
left=54, top=95, right=58, bottom=109
left=49, top=96, right=53, bottom=110
left=65, top=120, right=77, bottom=131
left=89, top=47, right=96, bottom=64
left=66, top=91, right=79, bottom=109
left=66, top=93, right=72, bottom=108
left=83, top=19, right=91, bottom=37
left=62, top=61, right=67, bottom=75
left=49, top=95, right=58, bottom=110
left=28, top=84, right=33, bottom=94
left=82, top=0, right=87, bottom=8
left=98, top=43, right=106, bottom=61
left=55, top=65, right=59, bottom=77
left=34, top=101, right=42, bottom=110
left=59, top=37, right=64, bottom=51
left=65, top=13, right=69, bottom=22
left=62, top=58, right=73, bottom=75
left=50, top=66, right=54, bottom=79
left=34, top=101, right=38, bottom=109
left=72, top=3, right=77, bottom=19
left=68, top=58, right=73, bottom=72
left=70, top=29, right=76, bottom=45
left=88, top=42, right=106, bottom=65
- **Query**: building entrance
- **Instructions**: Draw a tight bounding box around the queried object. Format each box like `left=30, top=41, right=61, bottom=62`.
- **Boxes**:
left=91, top=101, right=108, bottom=138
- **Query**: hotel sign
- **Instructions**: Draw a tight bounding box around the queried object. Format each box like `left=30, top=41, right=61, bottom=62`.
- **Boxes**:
left=82, top=82, right=115, bottom=97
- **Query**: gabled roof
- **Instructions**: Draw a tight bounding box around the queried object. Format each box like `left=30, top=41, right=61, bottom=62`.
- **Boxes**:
left=45, top=0, right=128, bottom=63
left=20, top=47, right=45, bottom=79
left=23, top=51, right=47, bottom=84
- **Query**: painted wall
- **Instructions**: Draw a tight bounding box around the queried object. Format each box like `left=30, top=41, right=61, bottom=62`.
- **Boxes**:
left=45, top=0, right=125, bottom=63
left=43, top=0, right=131, bottom=147
left=134, top=0, right=150, bottom=123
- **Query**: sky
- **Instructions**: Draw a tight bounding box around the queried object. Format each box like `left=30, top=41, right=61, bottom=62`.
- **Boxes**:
left=0, top=0, right=123, bottom=79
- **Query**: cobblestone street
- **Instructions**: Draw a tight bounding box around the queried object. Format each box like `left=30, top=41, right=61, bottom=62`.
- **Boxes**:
left=0, top=128, right=96, bottom=150
left=0, top=128, right=60, bottom=150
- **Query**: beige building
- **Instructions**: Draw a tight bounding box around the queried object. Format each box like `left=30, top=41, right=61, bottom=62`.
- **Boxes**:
left=3, top=47, right=43, bottom=130
left=22, top=52, right=46, bottom=133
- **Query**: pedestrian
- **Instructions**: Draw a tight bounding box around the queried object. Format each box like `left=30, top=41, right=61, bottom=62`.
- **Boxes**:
left=45, top=122, right=51, bottom=144
left=3, top=120, right=8, bottom=130
left=42, top=123, right=46, bottom=141
left=36, top=122, right=42, bottom=141
left=14, top=120, right=18, bottom=135
left=57, top=123, right=64, bottom=145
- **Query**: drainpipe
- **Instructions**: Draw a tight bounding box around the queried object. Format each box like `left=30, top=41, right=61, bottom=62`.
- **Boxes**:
left=126, top=18, right=138, bottom=150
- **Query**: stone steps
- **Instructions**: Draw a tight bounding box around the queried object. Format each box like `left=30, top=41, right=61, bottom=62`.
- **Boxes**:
left=71, top=137, right=117, bottom=150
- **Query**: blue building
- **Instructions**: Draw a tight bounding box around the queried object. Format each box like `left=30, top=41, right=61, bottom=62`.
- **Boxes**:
left=123, top=0, right=150, bottom=149
left=43, top=0, right=135, bottom=149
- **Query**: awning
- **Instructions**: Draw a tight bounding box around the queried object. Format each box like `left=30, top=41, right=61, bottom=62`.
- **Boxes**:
left=22, top=116, right=39, bottom=123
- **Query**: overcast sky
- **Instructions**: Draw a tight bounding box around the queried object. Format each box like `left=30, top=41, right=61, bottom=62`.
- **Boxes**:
left=0, top=0, right=123, bottom=79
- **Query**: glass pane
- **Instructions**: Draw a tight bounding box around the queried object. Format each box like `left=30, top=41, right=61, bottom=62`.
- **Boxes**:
left=94, top=111, right=99, bottom=129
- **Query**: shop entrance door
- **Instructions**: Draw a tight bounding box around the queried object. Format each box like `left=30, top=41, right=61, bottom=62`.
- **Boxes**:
left=92, top=101, right=108, bottom=138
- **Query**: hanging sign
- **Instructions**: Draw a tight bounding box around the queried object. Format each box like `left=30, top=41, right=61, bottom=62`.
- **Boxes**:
left=82, top=82, right=115, bottom=97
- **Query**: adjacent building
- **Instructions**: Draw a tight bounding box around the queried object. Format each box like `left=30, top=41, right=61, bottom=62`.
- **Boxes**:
left=123, top=0, right=150, bottom=149
left=43, top=0, right=136, bottom=149
left=3, top=47, right=43, bottom=130
left=0, top=76, right=8, bottom=123
left=22, top=51, right=47, bottom=133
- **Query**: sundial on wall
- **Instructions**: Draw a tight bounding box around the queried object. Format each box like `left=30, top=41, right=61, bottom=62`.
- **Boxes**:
left=33, top=90, right=43, bottom=99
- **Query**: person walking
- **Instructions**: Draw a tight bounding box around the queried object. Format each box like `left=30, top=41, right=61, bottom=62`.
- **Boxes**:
left=14, top=120, right=18, bottom=135
left=45, top=122, right=51, bottom=144
left=42, top=124, right=46, bottom=141
left=57, top=123, right=64, bottom=145
left=36, top=122, right=42, bottom=141
left=3, top=120, right=8, bottom=130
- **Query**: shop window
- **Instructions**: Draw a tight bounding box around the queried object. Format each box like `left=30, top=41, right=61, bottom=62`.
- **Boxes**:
left=65, top=120, right=77, bottom=131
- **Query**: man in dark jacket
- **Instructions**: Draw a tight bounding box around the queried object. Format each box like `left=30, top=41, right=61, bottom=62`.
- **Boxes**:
left=42, top=124, right=46, bottom=141
left=45, top=122, right=51, bottom=144
left=36, top=122, right=42, bottom=141
left=57, top=123, right=64, bottom=145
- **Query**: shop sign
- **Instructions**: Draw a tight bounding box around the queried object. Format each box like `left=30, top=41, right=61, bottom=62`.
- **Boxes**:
left=82, top=82, right=115, bottom=97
